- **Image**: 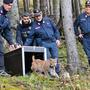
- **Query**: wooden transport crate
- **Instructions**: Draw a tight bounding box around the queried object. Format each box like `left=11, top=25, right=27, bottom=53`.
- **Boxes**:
left=4, top=46, right=47, bottom=76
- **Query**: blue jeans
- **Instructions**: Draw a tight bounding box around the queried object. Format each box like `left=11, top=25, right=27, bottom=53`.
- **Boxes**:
left=42, top=42, right=58, bottom=59
left=42, top=41, right=60, bottom=74
left=83, top=37, right=90, bottom=58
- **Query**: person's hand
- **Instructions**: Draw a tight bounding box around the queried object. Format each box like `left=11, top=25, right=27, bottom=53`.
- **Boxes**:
left=15, top=44, right=22, bottom=49
left=78, top=34, right=83, bottom=39
left=56, top=40, right=61, bottom=48
left=9, top=44, right=15, bottom=51
left=9, top=44, right=22, bottom=51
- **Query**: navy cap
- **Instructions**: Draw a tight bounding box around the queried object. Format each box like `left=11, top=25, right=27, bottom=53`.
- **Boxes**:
left=85, top=0, right=90, bottom=6
left=3, top=0, right=14, bottom=4
left=34, top=9, right=42, bottom=16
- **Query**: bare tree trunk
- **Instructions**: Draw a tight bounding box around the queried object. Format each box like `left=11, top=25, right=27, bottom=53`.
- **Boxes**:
left=61, top=0, right=80, bottom=74
left=74, top=0, right=81, bottom=17
left=49, top=0, right=53, bottom=15
left=40, top=0, right=47, bottom=16
left=53, top=0, right=60, bottom=24
left=72, top=0, right=76, bottom=16
left=9, top=0, right=19, bottom=28
left=46, top=0, right=50, bottom=15
left=23, top=0, right=30, bottom=12
left=79, top=0, right=84, bottom=11
left=0, top=0, right=3, bottom=5
left=33, top=0, right=40, bottom=9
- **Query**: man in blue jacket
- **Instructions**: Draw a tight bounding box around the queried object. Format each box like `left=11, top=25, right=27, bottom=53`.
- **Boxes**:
left=74, top=0, right=90, bottom=65
left=16, top=12, right=33, bottom=45
left=24, top=9, right=61, bottom=75
left=0, top=0, right=15, bottom=76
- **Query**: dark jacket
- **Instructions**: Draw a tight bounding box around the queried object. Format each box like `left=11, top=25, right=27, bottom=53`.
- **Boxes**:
left=24, top=16, right=60, bottom=46
left=0, top=6, right=14, bottom=45
left=16, top=20, right=33, bottom=45
left=74, top=12, right=90, bottom=36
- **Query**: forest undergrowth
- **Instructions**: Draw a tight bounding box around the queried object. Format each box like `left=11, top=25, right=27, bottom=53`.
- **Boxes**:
left=0, top=40, right=90, bottom=90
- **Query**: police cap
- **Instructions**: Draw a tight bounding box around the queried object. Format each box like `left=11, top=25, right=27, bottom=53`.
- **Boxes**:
left=85, top=0, right=90, bottom=6
left=3, top=0, right=14, bottom=4
left=34, top=9, right=42, bottom=16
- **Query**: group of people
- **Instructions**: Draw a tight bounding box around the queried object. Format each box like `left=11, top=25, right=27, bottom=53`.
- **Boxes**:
left=0, top=0, right=61, bottom=76
left=1, top=0, right=90, bottom=76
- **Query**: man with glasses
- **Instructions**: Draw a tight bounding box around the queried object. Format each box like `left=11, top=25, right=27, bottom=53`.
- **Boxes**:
left=74, top=0, right=90, bottom=65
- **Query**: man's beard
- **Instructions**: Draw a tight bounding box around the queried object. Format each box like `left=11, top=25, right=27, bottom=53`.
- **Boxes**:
left=22, top=21, right=31, bottom=27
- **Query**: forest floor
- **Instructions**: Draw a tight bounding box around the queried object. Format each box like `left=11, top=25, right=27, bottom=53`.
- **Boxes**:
left=0, top=40, right=90, bottom=90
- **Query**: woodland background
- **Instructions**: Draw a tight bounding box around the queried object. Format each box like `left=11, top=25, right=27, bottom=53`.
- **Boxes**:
left=0, top=0, right=90, bottom=90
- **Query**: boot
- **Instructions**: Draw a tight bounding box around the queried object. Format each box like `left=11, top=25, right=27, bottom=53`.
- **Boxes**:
left=55, top=63, right=60, bottom=75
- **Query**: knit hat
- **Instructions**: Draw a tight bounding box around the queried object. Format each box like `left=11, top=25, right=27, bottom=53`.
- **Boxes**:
left=3, top=0, right=14, bottom=4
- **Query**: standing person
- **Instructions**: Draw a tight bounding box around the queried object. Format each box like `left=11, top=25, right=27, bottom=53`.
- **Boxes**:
left=74, top=0, right=90, bottom=65
left=24, top=9, right=61, bottom=75
left=16, top=12, right=33, bottom=45
left=0, top=0, right=15, bottom=76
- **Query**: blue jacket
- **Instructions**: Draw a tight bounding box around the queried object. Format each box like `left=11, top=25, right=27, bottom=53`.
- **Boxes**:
left=74, top=12, right=90, bottom=35
left=16, top=21, right=33, bottom=45
left=24, top=17, right=60, bottom=46
left=0, top=6, right=14, bottom=45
